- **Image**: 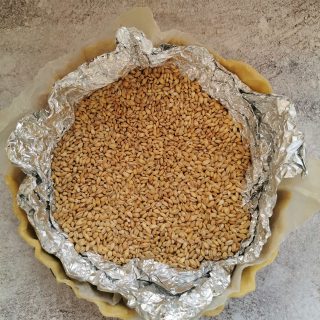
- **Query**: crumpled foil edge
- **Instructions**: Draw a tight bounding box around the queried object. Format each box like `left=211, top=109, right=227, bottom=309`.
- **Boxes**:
left=6, top=27, right=306, bottom=320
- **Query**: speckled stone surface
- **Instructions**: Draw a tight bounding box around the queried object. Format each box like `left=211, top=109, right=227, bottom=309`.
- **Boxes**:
left=0, top=1, right=319, bottom=319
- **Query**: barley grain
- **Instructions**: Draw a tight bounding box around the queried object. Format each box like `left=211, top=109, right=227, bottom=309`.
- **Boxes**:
left=51, top=63, right=251, bottom=269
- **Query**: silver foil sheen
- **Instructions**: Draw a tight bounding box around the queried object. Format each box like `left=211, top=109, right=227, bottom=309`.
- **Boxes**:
left=7, top=28, right=306, bottom=320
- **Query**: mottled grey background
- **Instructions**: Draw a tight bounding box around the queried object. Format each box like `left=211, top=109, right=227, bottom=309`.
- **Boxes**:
left=0, top=1, right=319, bottom=319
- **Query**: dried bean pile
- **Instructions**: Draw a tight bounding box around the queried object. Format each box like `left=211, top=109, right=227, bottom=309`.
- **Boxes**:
left=52, top=63, right=251, bottom=269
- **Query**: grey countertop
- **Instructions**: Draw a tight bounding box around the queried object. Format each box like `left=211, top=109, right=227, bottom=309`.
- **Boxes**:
left=1, top=1, right=319, bottom=319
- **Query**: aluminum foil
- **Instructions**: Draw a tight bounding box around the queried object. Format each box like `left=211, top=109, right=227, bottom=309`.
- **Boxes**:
left=6, top=27, right=306, bottom=320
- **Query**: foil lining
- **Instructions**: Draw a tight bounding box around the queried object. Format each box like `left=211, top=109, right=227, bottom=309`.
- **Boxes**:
left=6, top=27, right=306, bottom=320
